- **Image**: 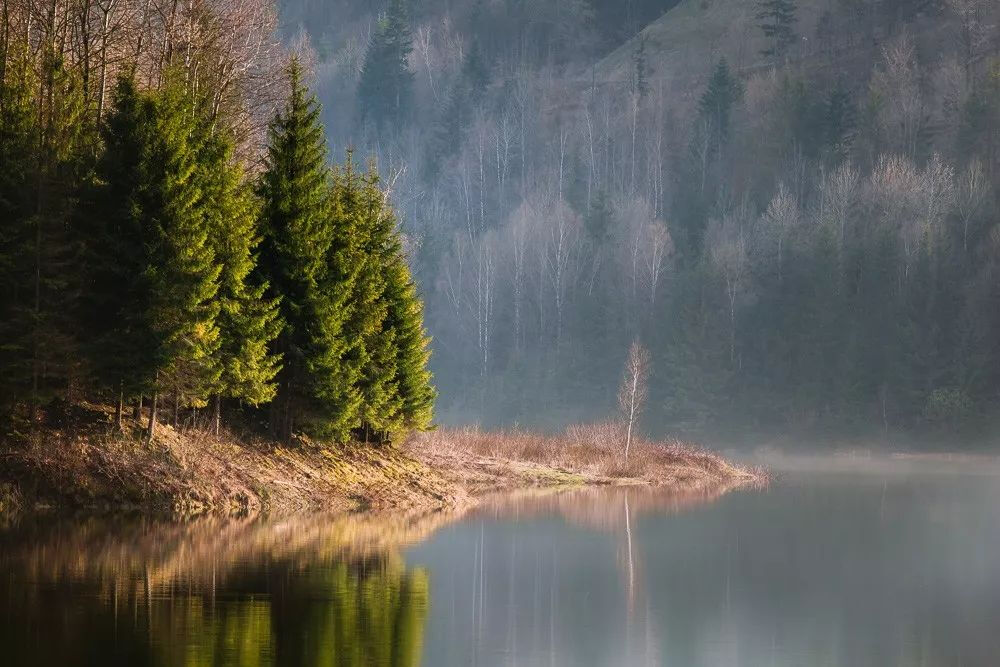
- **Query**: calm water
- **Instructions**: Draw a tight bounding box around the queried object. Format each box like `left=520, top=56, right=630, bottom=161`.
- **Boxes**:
left=2, top=469, right=1000, bottom=666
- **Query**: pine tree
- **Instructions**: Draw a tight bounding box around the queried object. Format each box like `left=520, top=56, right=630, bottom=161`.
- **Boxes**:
left=756, top=0, right=798, bottom=59
left=632, top=36, right=650, bottom=100
left=360, top=168, right=434, bottom=437
left=349, top=165, right=401, bottom=441
left=0, top=49, right=38, bottom=420
left=143, top=75, right=222, bottom=439
left=197, top=116, right=282, bottom=435
left=4, top=49, right=95, bottom=422
left=82, top=74, right=160, bottom=427
left=823, top=79, right=857, bottom=164
left=424, top=42, right=489, bottom=180
left=698, top=58, right=742, bottom=149
left=258, top=60, right=360, bottom=442
left=357, top=0, right=414, bottom=133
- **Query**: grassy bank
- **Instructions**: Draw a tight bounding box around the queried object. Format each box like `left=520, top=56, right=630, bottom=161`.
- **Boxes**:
left=0, top=404, right=761, bottom=516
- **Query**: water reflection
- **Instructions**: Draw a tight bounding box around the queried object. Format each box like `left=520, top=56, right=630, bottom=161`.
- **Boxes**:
left=5, top=473, right=996, bottom=666
left=0, top=513, right=439, bottom=666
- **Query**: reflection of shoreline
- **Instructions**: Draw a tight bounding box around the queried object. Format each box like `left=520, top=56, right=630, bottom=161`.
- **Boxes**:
left=0, top=478, right=758, bottom=591
left=470, top=477, right=759, bottom=530
left=0, top=509, right=459, bottom=590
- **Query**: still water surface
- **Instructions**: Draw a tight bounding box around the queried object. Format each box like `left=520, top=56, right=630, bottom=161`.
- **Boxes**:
left=2, top=469, right=1000, bottom=666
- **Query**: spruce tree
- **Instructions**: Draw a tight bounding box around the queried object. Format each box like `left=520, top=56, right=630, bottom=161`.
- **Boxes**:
left=0, top=50, right=38, bottom=420
left=359, top=166, right=434, bottom=438
left=698, top=58, right=742, bottom=149
left=632, top=36, right=650, bottom=100
left=357, top=0, right=414, bottom=133
left=258, top=60, right=360, bottom=442
left=82, top=74, right=160, bottom=427
left=143, top=75, right=222, bottom=439
left=756, top=0, right=798, bottom=59
left=197, top=115, right=282, bottom=435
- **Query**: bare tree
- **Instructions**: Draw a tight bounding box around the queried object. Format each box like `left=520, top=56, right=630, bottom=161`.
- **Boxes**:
left=760, top=182, right=800, bottom=283
left=955, top=159, right=988, bottom=253
left=823, top=163, right=860, bottom=250
left=871, top=32, right=924, bottom=158
left=641, top=221, right=671, bottom=308
left=618, top=340, right=651, bottom=466
left=709, top=215, right=748, bottom=365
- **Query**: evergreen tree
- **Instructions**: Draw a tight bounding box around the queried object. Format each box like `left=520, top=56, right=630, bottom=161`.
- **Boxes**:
left=698, top=58, right=742, bottom=151
left=357, top=0, right=414, bottom=133
left=823, top=79, right=857, bottom=164
left=364, top=171, right=434, bottom=436
left=756, top=0, right=798, bottom=59
left=0, top=49, right=38, bottom=420
left=424, top=42, right=489, bottom=181
left=258, top=60, right=360, bottom=442
left=82, top=74, right=160, bottom=427
left=632, top=36, right=650, bottom=100
left=4, top=50, right=95, bottom=422
left=144, top=75, right=222, bottom=438
left=197, top=116, right=282, bottom=435
left=349, top=165, right=399, bottom=441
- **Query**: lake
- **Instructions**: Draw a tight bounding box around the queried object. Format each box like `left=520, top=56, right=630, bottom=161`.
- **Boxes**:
left=2, top=467, right=999, bottom=666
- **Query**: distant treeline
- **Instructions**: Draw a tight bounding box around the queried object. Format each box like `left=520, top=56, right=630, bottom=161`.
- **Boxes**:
left=282, top=0, right=1000, bottom=442
left=0, top=0, right=433, bottom=444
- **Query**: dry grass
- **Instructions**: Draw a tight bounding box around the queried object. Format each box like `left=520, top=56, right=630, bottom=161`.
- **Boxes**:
left=407, top=422, right=764, bottom=494
left=0, top=402, right=465, bottom=515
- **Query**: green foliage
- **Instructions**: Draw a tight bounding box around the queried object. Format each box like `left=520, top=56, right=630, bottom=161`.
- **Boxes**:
left=197, top=116, right=282, bottom=407
left=357, top=0, right=414, bottom=133
left=632, top=36, right=650, bottom=100
left=756, top=0, right=798, bottom=59
left=145, top=75, right=222, bottom=405
left=83, top=75, right=160, bottom=403
left=698, top=58, right=742, bottom=152
left=259, top=61, right=361, bottom=441
left=0, top=51, right=39, bottom=416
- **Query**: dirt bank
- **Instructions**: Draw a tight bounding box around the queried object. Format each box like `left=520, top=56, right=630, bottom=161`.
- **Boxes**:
left=0, top=404, right=762, bottom=516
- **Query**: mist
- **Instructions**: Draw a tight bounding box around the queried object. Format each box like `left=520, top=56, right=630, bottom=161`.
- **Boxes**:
left=277, top=0, right=1000, bottom=450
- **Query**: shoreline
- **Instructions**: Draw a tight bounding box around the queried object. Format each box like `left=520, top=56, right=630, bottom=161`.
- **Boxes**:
left=0, top=404, right=763, bottom=518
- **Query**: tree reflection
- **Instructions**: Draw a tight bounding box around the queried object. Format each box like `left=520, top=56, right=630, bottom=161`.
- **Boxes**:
left=0, top=516, right=432, bottom=666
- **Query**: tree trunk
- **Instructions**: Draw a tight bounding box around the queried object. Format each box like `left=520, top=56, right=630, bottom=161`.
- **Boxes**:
left=173, top=390, right=180, bottom=429
left=212, top=394, right=221, bottom=437
left=146, top=390, right=158, bottom=444
left=133, top=395, right=143, bottom=420
left=115, top=383, right=123, bottom=428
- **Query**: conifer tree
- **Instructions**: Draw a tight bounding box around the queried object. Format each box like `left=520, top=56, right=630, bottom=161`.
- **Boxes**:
left=358, top=166, right=434, bottom=438
left=698, top=58, right=742, bottom=149
left=756, top=0, right=798, bottom=59
left=0, top=49, right=37, bottom=420
left=83, top=74, right=160, bottom=427
left=357, top=0, right=414, bottom=133
left=143, top=75, right=222, bottom=439
left=197, top=115, right=282, bottom=435
left=632, top=36, right=650, bottom=100
left=1, top=50, right=94, bottom=421
left=258, top=60, right=361, bottom=442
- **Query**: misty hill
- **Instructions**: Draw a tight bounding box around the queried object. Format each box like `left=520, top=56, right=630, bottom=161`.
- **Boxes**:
left=289, top=0, right=1000, bottom=447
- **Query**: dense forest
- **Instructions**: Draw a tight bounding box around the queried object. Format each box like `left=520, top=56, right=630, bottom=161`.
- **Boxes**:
left=273, top=0, right=1000, bottom=444
left=0, top=0, right=434, bottom=444
left=4, top=0, right=1000, bottom=447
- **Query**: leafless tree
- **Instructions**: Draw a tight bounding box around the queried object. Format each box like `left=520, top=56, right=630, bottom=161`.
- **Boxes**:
left=760, top=182, right=800, bottom=283
left=955, top=159, right=988, bottom=253
left=822, top=163, right=860, bottom=250
left=618, top=340, right=651, bottom=465
left=709, top=215, right=748, bottom=365
left=871, top=32, right=924, bottom=158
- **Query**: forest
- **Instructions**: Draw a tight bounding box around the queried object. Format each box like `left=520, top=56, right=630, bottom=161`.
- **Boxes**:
left=276, top=0, right=1000, bottom=444
left=3, top=0, right=1000, bottom=447
left=0, top=0, right=434, bottom=444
